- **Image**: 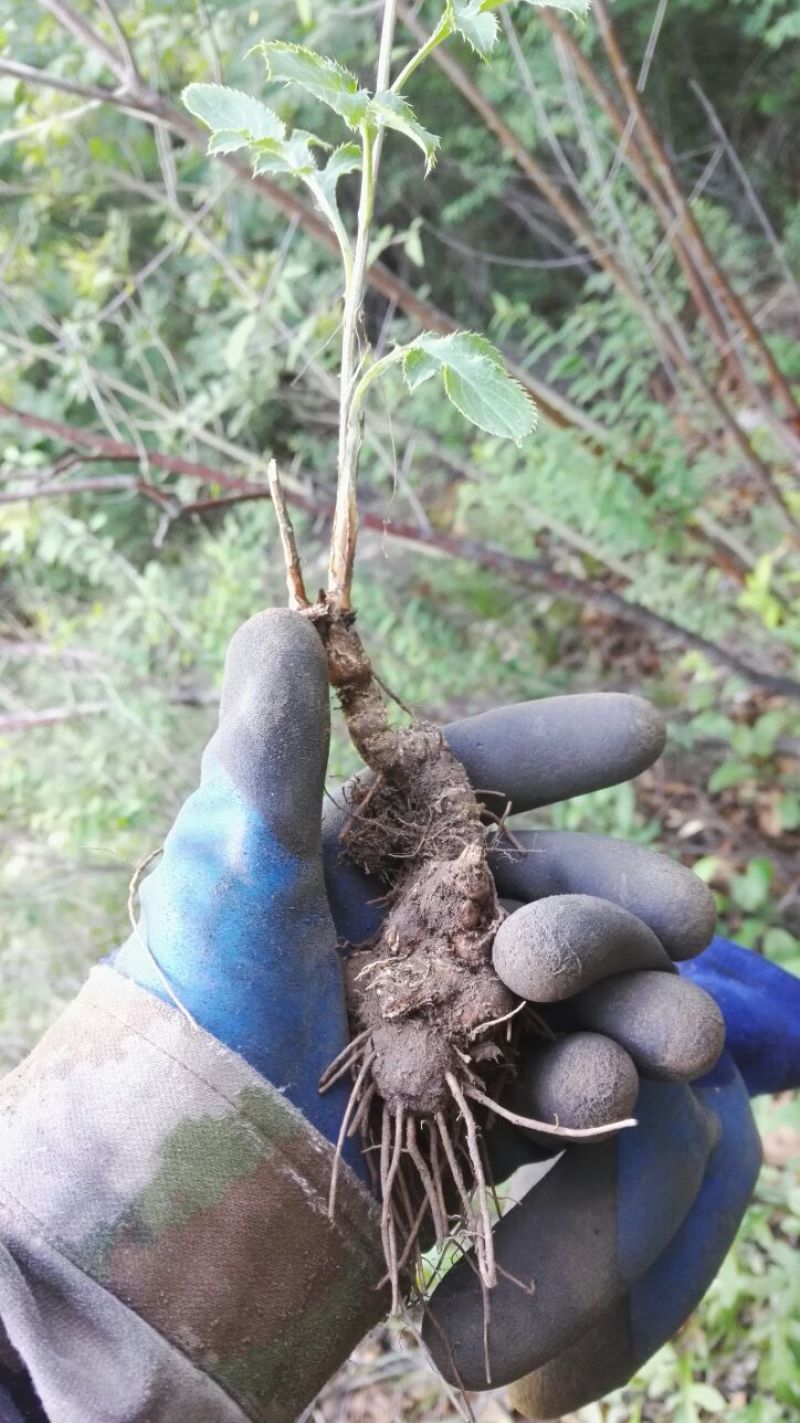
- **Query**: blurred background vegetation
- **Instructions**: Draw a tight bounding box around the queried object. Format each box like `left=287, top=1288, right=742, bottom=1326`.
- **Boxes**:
left=1, top=0, right=799, bottom=1418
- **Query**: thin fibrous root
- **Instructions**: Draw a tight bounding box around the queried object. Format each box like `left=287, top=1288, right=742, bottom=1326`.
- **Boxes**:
left=426, top=1120, right=452, bottom=1242
left=436, top=1111, right=492, bottom=1289
left=347, top=1081, right=377, bottom=1139
left=446, top=1072, right=496, bottom=1289
left=328, top=1050, right=376, bottom=1220
left=380, top=1105, right=406, bottom=1314
left=379, top=1189, right=428, bottom=1287
left=466, top=1084, right=638, bottom=1140
left=318, top=1028, right=372, bottom=1091
left=468, top=999, right=526, bottom=1041
left=407, top=1117, right=448, bottom=1249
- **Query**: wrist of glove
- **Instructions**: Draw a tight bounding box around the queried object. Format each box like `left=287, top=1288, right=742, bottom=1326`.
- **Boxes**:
left=107, top=609, right=799, bottom=1419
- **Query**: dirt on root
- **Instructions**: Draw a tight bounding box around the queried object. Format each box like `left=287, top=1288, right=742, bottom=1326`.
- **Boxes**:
left=314, top=606, right=521, bottom=1303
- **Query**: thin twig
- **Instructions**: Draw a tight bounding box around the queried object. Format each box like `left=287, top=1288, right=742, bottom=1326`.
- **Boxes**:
left=3, top=404, right=800, bottom=698
left=689, top=80, right=800, bottom=320
left=590, top=0, right=800, bottom=429
left=268, top=460, right=310, bottom=609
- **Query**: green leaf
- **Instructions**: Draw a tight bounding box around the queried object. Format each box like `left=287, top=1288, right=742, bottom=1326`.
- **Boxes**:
left=524, top=0, right=590, bottom=11
left=481, top=0, right=590, bottom=13
left=449, top=0, right=499, bottom=56
left=763, top=927, right=800, bottom=963
left=182, top=83, right=283, bottom=155
left=251, top=129, right=318, bottom=178
left=253, top=41, right=369, bottom=128
left=315, top=142, right=361, bottom=205
left=731, top=857, right=774, bottom=913
left=304, top=144, right=360, bottom=245
left=367, top=91, right=440, bottom=172
left=688, top=1385, right=727, bottom=1413
left=708, top=760, right=757, bottom=794
left=402, top=332, right=538, bottom=441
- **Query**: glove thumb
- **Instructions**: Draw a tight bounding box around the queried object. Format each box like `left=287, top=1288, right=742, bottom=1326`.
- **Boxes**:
left=114, top=610, right=353, bottom=1146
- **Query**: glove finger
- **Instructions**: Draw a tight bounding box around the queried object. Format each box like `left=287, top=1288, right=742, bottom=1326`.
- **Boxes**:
left=493, top=895, right=674, bottom=1003
left=490, top=830, right=716, bottom=961
left=574, top=970, right=725, bottom=1083
left=213, top=608, right=330, bottom=855
left=679, top=935, right=800, bottom=1095
left=508, top=1055, right=761, bottom=1419
left=444, top=693, right=664, bottom=812
left=504, top=1032, right=640, bottom=1144
left=116, top=610, right=353, bottom=1147
left=423, top=1077, right=717, bottom=1389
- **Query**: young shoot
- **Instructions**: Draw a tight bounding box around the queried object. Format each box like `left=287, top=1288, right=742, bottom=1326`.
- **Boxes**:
left=182, top=0, right=587, bottom=607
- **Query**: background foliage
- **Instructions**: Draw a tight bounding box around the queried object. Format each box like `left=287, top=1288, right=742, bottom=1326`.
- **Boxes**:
left=1, top=0, right=799, bottom=1418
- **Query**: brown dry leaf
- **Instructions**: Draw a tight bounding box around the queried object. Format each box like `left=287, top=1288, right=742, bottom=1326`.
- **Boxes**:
left=762, top=1126, right=800, bottom=1167
left=756, top=790, right=785, bottom=839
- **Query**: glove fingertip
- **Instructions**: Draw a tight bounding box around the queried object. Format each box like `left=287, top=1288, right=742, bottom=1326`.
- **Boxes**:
left=220, top=607, right=328, bottom=720
left=214, top=608, right=330, bottom=850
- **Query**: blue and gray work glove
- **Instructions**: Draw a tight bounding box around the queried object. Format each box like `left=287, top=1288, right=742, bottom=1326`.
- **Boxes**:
left=115, top=610, right=800, bottom=1416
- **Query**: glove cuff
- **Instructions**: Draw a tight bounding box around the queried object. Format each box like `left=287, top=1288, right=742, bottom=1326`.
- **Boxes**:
left=0, top=966, right=385, bottom=1423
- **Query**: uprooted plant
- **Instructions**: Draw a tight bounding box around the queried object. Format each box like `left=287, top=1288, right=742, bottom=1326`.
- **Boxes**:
left=183, top=0, right=636, bottom=1312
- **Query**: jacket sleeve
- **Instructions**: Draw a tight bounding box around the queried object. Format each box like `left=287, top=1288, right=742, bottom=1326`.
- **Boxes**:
left=0, top=967, right=385, bottom=1423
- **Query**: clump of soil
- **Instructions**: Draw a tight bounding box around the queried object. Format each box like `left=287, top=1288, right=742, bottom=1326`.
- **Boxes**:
left=314, top=607, right=624, bottom=1312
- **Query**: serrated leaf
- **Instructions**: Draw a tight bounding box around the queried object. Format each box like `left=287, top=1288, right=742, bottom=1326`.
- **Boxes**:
left=450, top=0, right=499, bottom=56
left=481, top=0, right=590, bottom=14
left=316, top=142, right=361, bottom=204
left=402, top=332, right=537, bottom=441
left=367, top=91, right=440, bottom=172
left=253, top=40, right=369, bottom=128
left=251, top=129, right=318, bottom=178
left=182, top=83, right=283, bottom=155
left=305, top=144, right=360, bottom=242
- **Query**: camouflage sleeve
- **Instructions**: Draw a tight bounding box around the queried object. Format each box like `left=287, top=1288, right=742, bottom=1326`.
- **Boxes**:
left=0, top=966, right=385, bottom=1423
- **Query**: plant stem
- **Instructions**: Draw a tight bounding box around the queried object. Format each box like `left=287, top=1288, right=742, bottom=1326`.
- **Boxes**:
left=391, top=13, right=453, bottom=96
left=350, top=344, right=408, bottom=413
left=328, top=0, right=399, bottom=610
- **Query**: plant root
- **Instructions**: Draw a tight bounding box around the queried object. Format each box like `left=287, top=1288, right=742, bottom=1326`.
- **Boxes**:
left=301, top=601, right=635, bottom=1313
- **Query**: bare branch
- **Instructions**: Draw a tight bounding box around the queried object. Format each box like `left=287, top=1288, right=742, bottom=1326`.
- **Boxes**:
left=591, top=0, right=800, bottom=430
left=95, top=0, right=141, bottom=86
left=396, top=4, right=799, bottom=536
left=689, top=80, right=800, bottom=320
left=0, top=688, right=218, bottom=734
left=38, top=0, right=129, bottom=83
left=0, top=703, right=112, bottom=733
left=551, top=27, right=799, bottom=535
left=2, top=404, right=797, bottom=700
left=0, top=402, right=266, bottom=493
left=267, top=460, right=310, bottom=610
left=0, top=58, right=117, bottom=105
left=0, top=475, right=141, bottom=504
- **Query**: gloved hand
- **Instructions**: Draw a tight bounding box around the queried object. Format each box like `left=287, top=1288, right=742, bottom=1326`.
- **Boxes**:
left=111, top=608, right=796, bottom=1420
left=114, top=607, right=359, bottom=1161
left=502, top=937, right=800, bottom=1422
left=423, top=922, right=800, bottom=1415
left=323, top=665, right=799, bottom=1411
left=116, top=606, right=683, bottom=1172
